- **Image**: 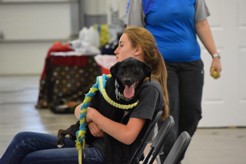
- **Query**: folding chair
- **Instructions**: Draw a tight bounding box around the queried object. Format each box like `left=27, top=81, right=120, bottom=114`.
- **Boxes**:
left=128, top=110, right=163, bottom=164
left=142, top=116, right=175, bottom=164
left=163, top=131, right=191, bottom=164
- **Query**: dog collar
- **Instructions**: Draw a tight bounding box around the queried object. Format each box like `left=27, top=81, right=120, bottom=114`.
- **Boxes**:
left=98, top=75, right=139, bottom=110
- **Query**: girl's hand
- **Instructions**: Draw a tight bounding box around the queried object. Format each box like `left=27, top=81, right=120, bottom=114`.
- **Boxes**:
left=88, top=122, right=104, bottom=137
left=86, top=107, right=98, bottom=122
left=86, top=107, right=104, bottom=137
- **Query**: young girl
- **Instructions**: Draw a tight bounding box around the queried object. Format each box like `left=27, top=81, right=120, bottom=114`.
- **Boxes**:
left=0, top=27, right=169, bottom=164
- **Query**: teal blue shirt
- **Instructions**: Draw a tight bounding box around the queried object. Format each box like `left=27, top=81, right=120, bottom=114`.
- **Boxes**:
left=127, top=0, right=210, bottom=62
left=145, top=0, right=200, bottom=62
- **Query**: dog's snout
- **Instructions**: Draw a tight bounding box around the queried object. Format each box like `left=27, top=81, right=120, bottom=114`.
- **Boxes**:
left=123, top=78, right=132, bottom=85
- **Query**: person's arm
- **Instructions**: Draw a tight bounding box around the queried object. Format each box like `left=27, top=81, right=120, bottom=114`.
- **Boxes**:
left=125, top=0, right=145, bottom=27
left=74, top=103, right=104, bottom=137
left=195, top=19, right=222, bottom=78
left=74, top=103, right=82, bottom=120
left=86, top=107, right=146, bottom=145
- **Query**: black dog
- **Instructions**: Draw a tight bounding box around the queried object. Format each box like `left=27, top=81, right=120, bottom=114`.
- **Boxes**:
left=57, top=57, right=151, bottom=163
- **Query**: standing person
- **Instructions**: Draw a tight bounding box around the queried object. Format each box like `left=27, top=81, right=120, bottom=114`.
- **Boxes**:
left=0, top=27, right=169, bottom=164
left=126, top=0, right=222, bottom=163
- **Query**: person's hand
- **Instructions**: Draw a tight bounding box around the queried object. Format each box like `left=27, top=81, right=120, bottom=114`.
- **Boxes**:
left=210, top=58, right=222, bottom=79
left=88, top=122, right=104, bottom=137
left=86, top=107, right=98, bottom=122
left=86, top=107, right=104, bottom=137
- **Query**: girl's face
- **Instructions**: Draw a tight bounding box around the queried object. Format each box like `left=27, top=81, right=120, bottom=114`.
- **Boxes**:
left=114, top=33, right=143, bottom=62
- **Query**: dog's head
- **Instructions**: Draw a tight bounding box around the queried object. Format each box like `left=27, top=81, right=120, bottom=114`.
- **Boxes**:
left=110, top=57, right=152, bottom=99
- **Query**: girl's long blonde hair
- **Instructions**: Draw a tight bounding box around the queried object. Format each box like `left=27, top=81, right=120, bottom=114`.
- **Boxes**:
left=123, top=27, right=169, bottom=118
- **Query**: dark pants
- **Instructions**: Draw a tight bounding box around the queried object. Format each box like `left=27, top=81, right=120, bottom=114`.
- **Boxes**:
left=159, top=60, right=204, bottom=163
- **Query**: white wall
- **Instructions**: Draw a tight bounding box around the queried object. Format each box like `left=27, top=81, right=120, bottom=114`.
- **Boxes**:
left=0, top=0, right=79, bottom=75
left=0, top=0, right=127, bottom=75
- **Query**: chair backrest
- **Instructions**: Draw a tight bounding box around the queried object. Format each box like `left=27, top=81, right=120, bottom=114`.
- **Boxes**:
left=163, top=131, right=191, bottom=164
left=128, top=110, right=163, bottom=164
left=142, top=116, right=175, bottom=164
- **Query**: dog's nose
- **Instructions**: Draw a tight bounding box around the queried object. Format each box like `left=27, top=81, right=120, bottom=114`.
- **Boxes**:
left=123, top=78, right=132, bottom=85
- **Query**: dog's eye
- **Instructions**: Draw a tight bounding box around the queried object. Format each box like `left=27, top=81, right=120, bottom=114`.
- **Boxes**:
left=133, top=70, right=139, bottom=74
left=118, top=69, right=125, bottom=76
left=132, top=67, right=141, bottom=74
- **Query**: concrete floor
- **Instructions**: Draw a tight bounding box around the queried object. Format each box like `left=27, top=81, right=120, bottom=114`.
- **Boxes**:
left=0, top=76, right=246, bottom=164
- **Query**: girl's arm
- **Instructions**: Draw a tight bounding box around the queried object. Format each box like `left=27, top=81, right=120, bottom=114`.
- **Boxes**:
left=86, top=107, right=146, bottom=145
left=74, top=103, right=82, bottom=120
left=74, top=103, right=104, bottom=137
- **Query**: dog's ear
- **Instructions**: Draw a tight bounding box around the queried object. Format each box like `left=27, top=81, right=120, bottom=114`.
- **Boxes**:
left=142, top=62, right=152, bottom=81
left=110, top=62, right=120, bottom=77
